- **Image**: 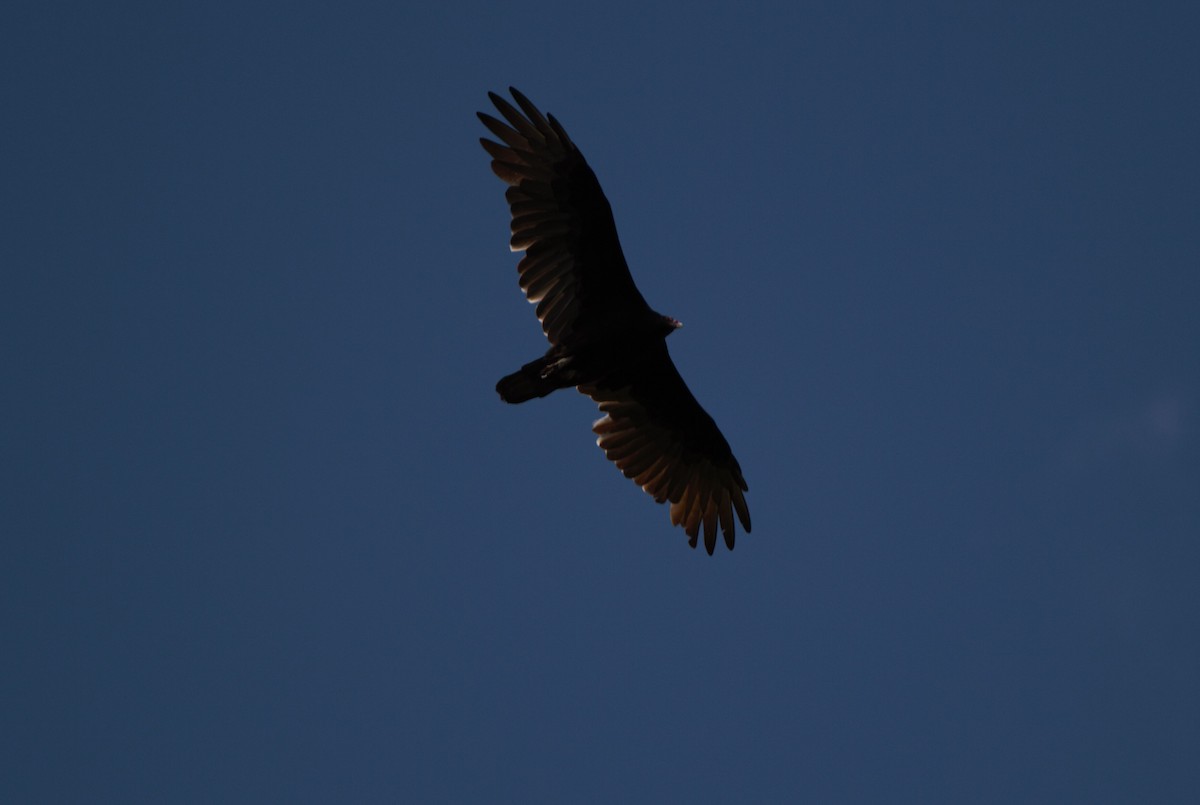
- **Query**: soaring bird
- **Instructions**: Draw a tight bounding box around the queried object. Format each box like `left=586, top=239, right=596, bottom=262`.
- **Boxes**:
left=480, top=88, right=750, bottom=553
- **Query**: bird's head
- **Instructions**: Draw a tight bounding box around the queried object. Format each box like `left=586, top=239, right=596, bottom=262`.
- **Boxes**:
left=660, top=315, right=683, bottom=337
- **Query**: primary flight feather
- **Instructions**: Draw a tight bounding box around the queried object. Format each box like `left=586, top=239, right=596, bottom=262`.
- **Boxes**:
left=480, top=88, right=750, bottom=553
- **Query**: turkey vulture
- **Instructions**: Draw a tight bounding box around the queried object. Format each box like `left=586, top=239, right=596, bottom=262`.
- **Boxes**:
left=480, top=88, right=750, bottom=553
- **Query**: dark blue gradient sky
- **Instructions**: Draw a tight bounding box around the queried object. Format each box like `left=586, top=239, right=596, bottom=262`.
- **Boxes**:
left=4, top=2, right=1199, bottom=802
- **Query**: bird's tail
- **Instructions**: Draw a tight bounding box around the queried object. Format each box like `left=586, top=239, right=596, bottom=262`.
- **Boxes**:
left=496, top=357, right=561, bottom=404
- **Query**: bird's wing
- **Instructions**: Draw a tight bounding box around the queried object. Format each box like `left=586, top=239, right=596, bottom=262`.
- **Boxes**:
left=479, top=88, right=652, bottom=346
left=580, top=342, right=751, bottom=554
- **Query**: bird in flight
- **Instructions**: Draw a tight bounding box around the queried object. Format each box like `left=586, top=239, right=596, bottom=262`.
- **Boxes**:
left=479, top=88, right=750, bottom=553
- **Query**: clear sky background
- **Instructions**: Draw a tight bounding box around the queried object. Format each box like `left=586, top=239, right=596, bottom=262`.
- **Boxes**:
left=4, top=2, right=1198, bottom=802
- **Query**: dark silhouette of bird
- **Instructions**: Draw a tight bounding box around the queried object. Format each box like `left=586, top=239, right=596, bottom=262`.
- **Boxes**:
left=479, top=88, right=750, bottom=553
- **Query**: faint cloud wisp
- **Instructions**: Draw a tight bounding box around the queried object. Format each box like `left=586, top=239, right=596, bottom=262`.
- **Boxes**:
left=1058, top=393, right=1191, bottom=472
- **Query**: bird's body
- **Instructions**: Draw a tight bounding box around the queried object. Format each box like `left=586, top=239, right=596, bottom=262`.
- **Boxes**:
left=480, top=88, right=750, bottom=553
left=496, top=313, right=679, bottom=403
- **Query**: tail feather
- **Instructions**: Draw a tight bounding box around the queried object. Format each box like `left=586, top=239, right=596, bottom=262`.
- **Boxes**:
left=496, top=357, right=558, bottom=404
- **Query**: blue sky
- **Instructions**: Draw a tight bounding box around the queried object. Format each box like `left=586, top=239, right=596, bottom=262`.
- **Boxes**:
left=4, top=2, right=1198, bottom=802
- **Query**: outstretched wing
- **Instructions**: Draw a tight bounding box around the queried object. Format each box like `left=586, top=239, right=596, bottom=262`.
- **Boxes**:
left=580, top=342, right=751, bottom=554
left=479, top=88, right=653, bottom=346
